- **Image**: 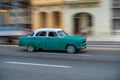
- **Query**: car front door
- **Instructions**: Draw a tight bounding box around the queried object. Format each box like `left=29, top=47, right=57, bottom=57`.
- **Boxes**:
left=46, top=31, right=61, bottom=50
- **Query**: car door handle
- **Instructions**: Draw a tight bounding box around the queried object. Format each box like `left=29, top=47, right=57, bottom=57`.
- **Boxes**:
left=46, top=37, right=50, bottom=39
left=33, top=37, right=37, bottom=39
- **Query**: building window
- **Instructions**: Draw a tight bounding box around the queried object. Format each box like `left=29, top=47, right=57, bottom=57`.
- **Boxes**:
left=112, top=0, right=120, bottom=30
left=53, top=11, right=60, bottom=27
left=10, top=12, right=29, bottom=16
left=10, top=12, right=15, bottom=16
left=87, top=15, right=92, bottom=27
left=113, top=9, right=120, bottom=18
left=113, top=0, right=120, bottom=8
left=40, top=12, right=47, bottom=27
left=113, top=20, right=120, bottom=29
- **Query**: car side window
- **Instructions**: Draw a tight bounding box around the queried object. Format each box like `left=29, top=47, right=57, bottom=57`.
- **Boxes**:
left=36, top=31, right=46, bottom=36
left=48, top=32, right=58, bottom=37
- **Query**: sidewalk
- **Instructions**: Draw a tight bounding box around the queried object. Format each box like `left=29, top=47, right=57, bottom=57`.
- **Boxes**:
left=87, top=35, right=120, bottom=45
left=87, top=36, right=120, bottom=42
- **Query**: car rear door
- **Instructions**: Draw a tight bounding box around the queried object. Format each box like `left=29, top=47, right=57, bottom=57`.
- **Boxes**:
left=32, top=31, right=47, bottom=49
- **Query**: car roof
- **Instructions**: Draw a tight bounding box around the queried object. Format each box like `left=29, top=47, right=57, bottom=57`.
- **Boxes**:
left=34, top=28, right=63, bottom=33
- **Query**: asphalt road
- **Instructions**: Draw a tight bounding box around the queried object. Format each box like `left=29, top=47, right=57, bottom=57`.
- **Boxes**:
left=0, top=45, right=120, bottom=80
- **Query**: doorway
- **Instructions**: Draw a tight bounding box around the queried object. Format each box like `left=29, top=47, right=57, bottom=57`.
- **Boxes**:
left=74, top=13, right=93, bottom=36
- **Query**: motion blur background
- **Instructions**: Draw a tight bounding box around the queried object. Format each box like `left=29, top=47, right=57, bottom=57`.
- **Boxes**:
left=0, top=0, right=120, bottom=43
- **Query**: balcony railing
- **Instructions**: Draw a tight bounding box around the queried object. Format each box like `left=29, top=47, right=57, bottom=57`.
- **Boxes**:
left=65, top=0, right=100, bottom=4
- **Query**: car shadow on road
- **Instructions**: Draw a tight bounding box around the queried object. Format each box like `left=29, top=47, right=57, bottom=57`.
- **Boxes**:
left=19, top=48, right=87, bottom=54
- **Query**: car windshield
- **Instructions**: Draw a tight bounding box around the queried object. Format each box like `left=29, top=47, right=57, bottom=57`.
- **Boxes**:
left=58, top=30, right=68, bottom=37
left=28, top=32, right=34, bottom=36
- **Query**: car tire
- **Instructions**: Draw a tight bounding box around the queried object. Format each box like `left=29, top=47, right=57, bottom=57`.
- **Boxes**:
left=27, top=45, right=35, bottom=52
left=66, top=45, right=76, bottom=54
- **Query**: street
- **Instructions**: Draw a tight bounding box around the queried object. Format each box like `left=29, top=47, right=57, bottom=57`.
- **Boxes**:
left=0, top=45, right=120, bottom=80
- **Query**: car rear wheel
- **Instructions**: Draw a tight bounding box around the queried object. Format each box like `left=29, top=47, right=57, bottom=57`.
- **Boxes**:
left=27, top=45, right=35, bottom=52
left=66, top=45, right=76, bottom=54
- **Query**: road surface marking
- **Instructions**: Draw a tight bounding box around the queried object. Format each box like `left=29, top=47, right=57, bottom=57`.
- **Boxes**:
left=5, top=61, right=72, bottom=68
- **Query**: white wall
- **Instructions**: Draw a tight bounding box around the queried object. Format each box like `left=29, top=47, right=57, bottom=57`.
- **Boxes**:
left=63, top=0, right=112, bottom=36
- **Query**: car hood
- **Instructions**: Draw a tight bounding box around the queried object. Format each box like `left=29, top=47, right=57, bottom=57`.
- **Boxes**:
left=64, top=36, right=86, bottom=41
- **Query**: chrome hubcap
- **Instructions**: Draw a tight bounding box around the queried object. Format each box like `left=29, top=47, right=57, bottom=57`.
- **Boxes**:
left=66, top=46, right=75, bottom=54
left=27, top=46, right=34, bottom=52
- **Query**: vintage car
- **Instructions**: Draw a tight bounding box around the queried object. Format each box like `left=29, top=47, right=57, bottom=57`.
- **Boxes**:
left=18, top=28, right=87, bottom=54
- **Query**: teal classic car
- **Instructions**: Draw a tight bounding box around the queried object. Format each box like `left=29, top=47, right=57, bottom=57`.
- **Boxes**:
left=18, top=28, right=87, bottom=54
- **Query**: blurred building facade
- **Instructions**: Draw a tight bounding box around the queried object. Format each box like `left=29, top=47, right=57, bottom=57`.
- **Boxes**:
left=31, top=0, right=120, bottom=36
left=0, top=1, right=9, bottom=26
left=1, top=0, right=120, bottom=36
left=9, top=8, right=31, bottom=29
left=0, top=0, right=31, bottom=29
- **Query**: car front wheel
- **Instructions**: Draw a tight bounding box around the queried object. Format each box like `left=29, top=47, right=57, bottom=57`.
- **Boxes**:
left=27, top=45, right=35, bottom=52
left=66, top=45, right=76, bottom=54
